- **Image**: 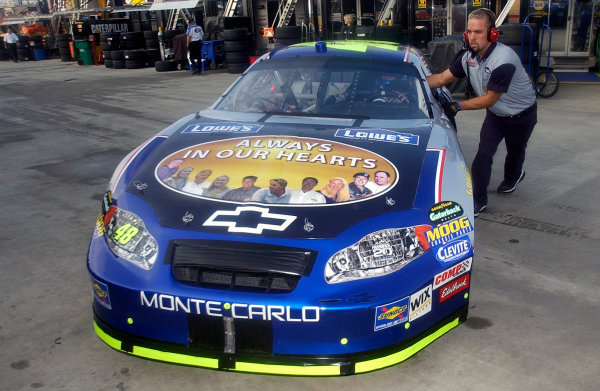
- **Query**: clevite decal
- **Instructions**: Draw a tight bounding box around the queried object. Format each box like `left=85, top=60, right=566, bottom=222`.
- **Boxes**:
left=435, top=238, right=472, bottom=264
left=335, top=128, right=419, bottom=145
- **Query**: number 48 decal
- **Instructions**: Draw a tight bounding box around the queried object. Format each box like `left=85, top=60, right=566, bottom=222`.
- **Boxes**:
left=113, top=223, right=139, bottom=245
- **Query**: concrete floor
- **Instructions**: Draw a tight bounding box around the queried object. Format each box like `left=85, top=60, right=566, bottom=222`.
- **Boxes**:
left=1, top=59, right=599, bottom=391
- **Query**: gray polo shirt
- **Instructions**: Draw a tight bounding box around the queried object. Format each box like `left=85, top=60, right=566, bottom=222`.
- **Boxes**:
left=450, top=42, right=536, bottom=116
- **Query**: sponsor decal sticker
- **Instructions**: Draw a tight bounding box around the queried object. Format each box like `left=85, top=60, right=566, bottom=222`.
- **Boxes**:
left=409, top=285, right=432, bottom=321
left=140, top=291, right=320, bottom=322
left=428, top=201, right=464, bottom=225
left=335, top=128, right=419, bottom=145
left=435, top=238, right=472, bottom=264
left=92, top=278, right=112, bottom=309
left=374, top=297, right=409, bottom=331
left=155, top=136, right=397, bottom=205
left=182, top=123, right=263, bottom=134
left=439, top=274, right=470, bottom=302
left=425, top=216, right=473, bottom=247
left=433, top=257, right=472, bottom=289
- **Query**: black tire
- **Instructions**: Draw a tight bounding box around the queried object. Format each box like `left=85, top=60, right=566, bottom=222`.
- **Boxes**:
left=17, top=48, right=31, bottom=55
left=155, top=59, right=178, bottom=72
left=111, top=50, right=124, bottom=60
left=224, top=40, right=248, bottom=52
left=59, top=47, right=71, bottom=56
left=31, top=35, right=43, bottom=43
left=100, top=32, right=120, bottom=42
left=143, top=30, right=158, bottom=39
left=101, top=42, right=112, bottom=51
left=120, top=32, right=144, bottom=42
left=145, top=39, right=159, bottom=49
left=124, top=49, right=146, bottom=61
left=104, top=59, right=113, bottom=68
left=18, top=54, right=32, bottom=61
left=537, top=70, right=559, bottom=98
left=112, top=59, right=125, bottom=69
left=33, top=42, right=43, bottom=49
left=225, top=51, right=249, bottom=63
left=223, top=28, right=248, bottom=41
left=145, top=49, right=161, bottom=65
left=17, top=42, right=30, bottom=49
left=125, top=60, right=145, bottom=69
left=60, top=54, right=73, bottom=61
left=57, top=41, right=71, bottom=49
left=275, top=26, right=302, bottom=39
left=18, top=35, right=30, bottom=43
left=163, top=29, right=180, bottom=40
left=102, top=51, right=112, bottom=60
left=227, top=61, right=249, bottom=74
left=120, top=40, right=143, bottom=50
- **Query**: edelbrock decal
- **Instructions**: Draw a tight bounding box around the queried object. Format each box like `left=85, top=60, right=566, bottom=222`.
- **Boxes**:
left=182, top=123, right=263, bottom=134
left=335, top=128, right=419, bottom=145
left=439, top=274, right=470, bottom=303
left=435, top=238, right=472, bottom=264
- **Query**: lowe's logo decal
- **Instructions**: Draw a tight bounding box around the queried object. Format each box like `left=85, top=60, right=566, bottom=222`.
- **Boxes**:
left=182, top=123, right=263, bottom=134
left=335, top=128, right=419, bottom=145
left=435, top=238, right=472, bottom=264
left=203, top=206, right=296, bottom=234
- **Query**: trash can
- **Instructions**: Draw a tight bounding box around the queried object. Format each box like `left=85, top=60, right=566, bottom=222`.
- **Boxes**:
left=33, top=48, right=46, bottom=60
left=74, top=39, right=94, bottom=65
left=202, top=40, right=225, bottom=69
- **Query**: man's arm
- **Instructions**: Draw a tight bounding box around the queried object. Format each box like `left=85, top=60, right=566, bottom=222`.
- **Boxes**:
left=458, top=90, right=502, bottom=110
left=426, top=69, right=458, bottom=89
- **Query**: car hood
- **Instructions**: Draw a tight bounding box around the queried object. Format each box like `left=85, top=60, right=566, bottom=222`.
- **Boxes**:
left=125, top=118, right=432, bottom=239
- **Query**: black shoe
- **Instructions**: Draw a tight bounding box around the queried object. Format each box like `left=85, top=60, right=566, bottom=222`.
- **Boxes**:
left=497, top=170, right=526, bottom=193
left=474, top=203, right=487, bottom=218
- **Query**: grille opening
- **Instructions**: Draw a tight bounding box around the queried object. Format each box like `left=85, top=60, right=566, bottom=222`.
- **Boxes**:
left=169, top=240, right=317, bottom=293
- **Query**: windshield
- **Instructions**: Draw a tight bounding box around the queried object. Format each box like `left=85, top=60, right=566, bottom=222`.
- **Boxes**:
left=215, top=57, right=431, bottom=120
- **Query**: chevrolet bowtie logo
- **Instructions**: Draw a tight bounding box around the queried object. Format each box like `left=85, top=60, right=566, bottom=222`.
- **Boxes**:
left=203, top=206, right=297, bottom=234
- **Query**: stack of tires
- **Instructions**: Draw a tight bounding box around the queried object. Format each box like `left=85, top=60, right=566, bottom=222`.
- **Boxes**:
left=224, top=28, right=250, bottom=74
left=17, top=36, right=32, bottom=62
left=101, top=32, right=120, bottom=68
left=0, top=37, right=8, bottom=61
left=56, top=34, right=73, bottom=61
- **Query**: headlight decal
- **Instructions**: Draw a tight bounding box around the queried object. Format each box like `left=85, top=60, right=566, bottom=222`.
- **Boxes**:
left=324, top=225, right=430, bottom=284
left=101, top=192, right=159, bottom=270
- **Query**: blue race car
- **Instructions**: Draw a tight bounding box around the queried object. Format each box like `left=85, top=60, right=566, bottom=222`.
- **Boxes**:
left=88, top=40, right=474, bottom=376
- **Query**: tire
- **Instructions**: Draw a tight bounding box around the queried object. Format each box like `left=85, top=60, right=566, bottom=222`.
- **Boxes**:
left=225, top=51, right=249, bottom=63
left=102, top=51, right=112, bottom=60
left=155, top=59, right=177, bottom=72
left=124, top=49, right=146, bottom=61
left=18, top=54, right=32, bottom=61
left=60, top=54, right=72, bottom=61
left=125, top=60, right=145, bottom=69
left=536, top=71, right=559, bottom=98
left=17, top=48, right=31, bottom=55
left=144, top=31, right=158, bottom=39
left=104, top=59, right=113, bottom=68
left=58, top=41, right=71, bottom=49
left=112, top=59, right=125, bottom=69
left=163, top=29, right=180, bottom=40
left=227, top=61, right=249, bottom=74
left=145, top=49, right=161, bottom=65
left=223, top=28, right=248, bottom=41
left=17, top=42, right=30, bottom=49
left=224, top=40, right=248, bottom=52
left=120, top=32, right=144, bottom=42
left=275, top=26, right=302, bottom=39
left=120, top=40, right=143, bottom=50
left=18, top=35, right=30, bottom=43
left=59, top=47, right=71, bottom=56
left=101, top=42, right=111, bottom=51
left=31, top=35, right=43, bottom=43
left=111, top=50, right=124, bottom=60
left=100, top=32, right=120, bottom=42
left=145, top=39, right=159, bottom=49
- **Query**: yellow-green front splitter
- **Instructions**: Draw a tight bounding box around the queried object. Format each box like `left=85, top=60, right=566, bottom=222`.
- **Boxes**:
left=93, top=307, right=466, bottom=376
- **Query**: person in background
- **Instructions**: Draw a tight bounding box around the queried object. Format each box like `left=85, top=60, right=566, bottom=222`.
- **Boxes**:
left=342, top=14, right=355, bottom=39
left=349, top=172, right=373, bottom=199
left=318, top=177, right=350, bottom=204
left=251, top=179, right=291, bottom=204
left=365, top=171, right=392, bottom=193
left=426, top=8, right=537, bottom=217
left=182, top=170, right=212, bottom=195
left=289, top=177, right=326, bottom=204
left=223, top=175, right=260, bottom=201
left=4, top=28, right=19, bottom=63
left=186, top=19, right=204, bottom=75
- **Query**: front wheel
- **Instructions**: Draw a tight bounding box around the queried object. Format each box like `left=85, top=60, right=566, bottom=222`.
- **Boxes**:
left=536, top=70, right=559, bottom=98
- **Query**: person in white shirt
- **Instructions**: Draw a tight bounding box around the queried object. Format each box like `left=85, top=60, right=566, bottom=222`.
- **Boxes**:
left=289, top=177, right=326, bottom=204
left=4, top=28, right=19, bottom=63
left=186, top=19, right=204, bottom=74
left=365, top=170, right=391, bottom=193
left=182, top=170, right=212, bottom=195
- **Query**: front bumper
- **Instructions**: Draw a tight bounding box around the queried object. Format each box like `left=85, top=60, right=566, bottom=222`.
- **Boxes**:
left=93, top=305, right=467, bottom=376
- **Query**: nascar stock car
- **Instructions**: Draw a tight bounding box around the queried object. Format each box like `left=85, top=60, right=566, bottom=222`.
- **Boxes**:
left=88, top=40, right=475, bottom=376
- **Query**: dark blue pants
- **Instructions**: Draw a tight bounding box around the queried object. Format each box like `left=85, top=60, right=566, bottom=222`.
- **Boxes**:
left=471, top=105, right=537, bottom=205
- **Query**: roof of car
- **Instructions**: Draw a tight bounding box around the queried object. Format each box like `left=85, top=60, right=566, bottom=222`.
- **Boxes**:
left=268, top=40, right=414, bottom=62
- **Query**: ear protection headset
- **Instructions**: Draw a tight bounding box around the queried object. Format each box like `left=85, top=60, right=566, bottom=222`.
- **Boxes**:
left=464, top=8, right=499, bottom=43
